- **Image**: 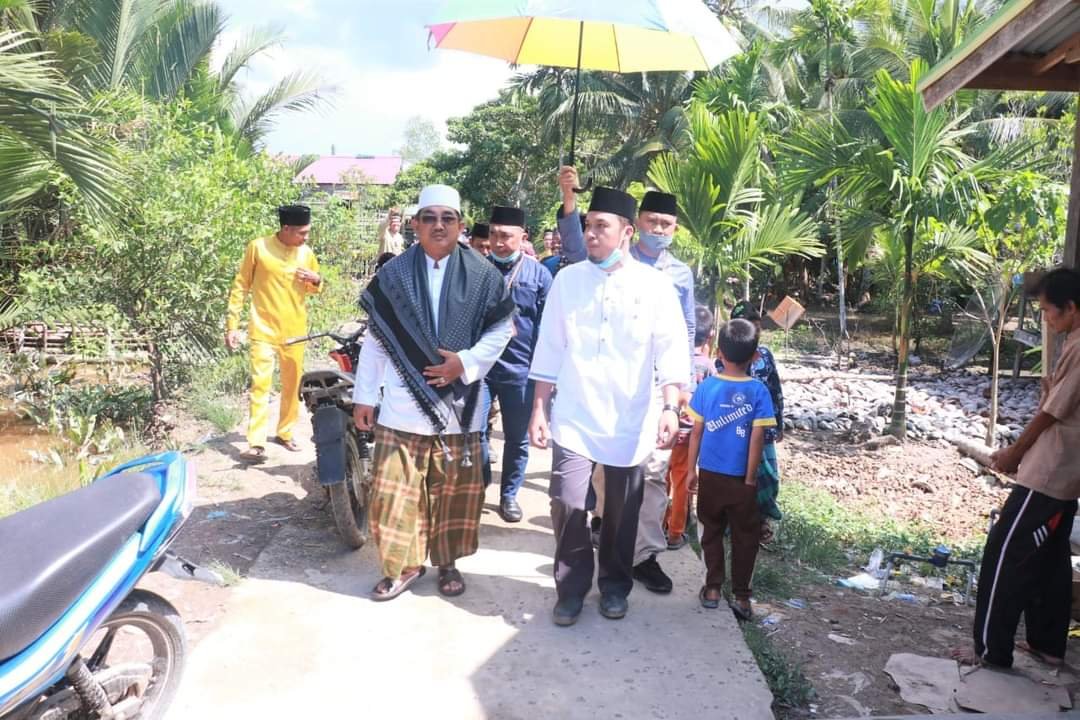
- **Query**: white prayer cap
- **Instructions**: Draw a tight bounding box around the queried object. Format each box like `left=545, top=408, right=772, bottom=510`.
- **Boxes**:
left=417, top=184, right=461, bottom=214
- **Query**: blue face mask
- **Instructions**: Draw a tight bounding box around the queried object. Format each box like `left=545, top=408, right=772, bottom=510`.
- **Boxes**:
left=589, top=247, right=623, bottom=270
left=492, top=250, right=520, bottom=265
left=638, top=230, right=673, bottom=253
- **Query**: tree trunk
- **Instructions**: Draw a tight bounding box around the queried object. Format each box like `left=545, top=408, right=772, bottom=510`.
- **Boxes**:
left=149, top=342, right=167, bottom=405
left=888, top=227, right=915, bottom=440
left=816, top=255, right=827, bottom=300
left=985, top=291, right=1013, bottom=448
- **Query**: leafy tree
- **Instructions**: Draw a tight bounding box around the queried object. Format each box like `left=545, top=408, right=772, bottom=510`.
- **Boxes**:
left=21, top=98, right=298, bottom=401
left=396, top=116, right=442, bottom=164
left=972, top=172, right=1066, bottom=447
left=384, top=161, right=443, bottom=209
left=432, top=92, right=559, bottom=222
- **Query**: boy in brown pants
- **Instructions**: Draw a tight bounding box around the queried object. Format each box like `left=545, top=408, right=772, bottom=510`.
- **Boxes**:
left=687, top=319, right=776, bottom=620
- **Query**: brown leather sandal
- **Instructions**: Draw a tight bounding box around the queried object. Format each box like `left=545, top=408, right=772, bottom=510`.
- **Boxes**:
left=272, top=437, right=301, bottom=452
left=239, top=446, right=267, bottom=464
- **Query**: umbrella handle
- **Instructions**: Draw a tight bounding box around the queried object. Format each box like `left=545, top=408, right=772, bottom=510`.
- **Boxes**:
left=573, top=178, right=592, bottom=194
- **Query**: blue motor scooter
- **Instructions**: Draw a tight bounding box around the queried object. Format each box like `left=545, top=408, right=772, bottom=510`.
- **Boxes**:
left=0, top=451, right=219, bottom=719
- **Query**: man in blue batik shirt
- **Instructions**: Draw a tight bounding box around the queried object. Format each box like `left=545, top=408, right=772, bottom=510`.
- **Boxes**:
left=556, top=165, right=695, bottom=595
left=487, top=205, right=553, bottom=522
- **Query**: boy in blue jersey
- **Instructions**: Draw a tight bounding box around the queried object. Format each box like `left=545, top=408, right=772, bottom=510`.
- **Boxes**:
left=687, top=319, right=776, bottom=620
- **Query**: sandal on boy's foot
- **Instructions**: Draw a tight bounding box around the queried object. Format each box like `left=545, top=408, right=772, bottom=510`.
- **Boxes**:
left=438, top=566, right=466, bottom=597
left=729, top=598, right=753, bottom=622
left=667, top=534, right=688, bottom=551
left=699, top=586, right=721, bottom=609
left=239, top=446, right=267, bottom=464
left=272, top=436, right=301, bottom=452
left=370, top=567, right=426, bottom=602
left=760, top=521, right=775, bottom=545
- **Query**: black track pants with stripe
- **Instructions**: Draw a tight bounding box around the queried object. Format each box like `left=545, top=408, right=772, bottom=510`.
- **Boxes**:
left=973, top=484, right=1077, bottom=667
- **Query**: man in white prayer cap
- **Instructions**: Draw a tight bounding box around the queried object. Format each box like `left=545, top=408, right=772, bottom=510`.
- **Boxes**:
left=353, top=184, right=515, bottom=601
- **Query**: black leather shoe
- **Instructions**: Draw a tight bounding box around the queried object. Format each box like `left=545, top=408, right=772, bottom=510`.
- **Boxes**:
left=633, top=555, right=673, bottom=594
left=499, top=497, right=523, bottom=523
left=599, top=593, right=628, bottom=620
left=552, top=596, right=583, bottom=626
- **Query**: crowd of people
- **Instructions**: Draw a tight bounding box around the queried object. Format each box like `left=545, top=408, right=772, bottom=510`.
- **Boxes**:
left=224, top=169, right=1080, bottom=667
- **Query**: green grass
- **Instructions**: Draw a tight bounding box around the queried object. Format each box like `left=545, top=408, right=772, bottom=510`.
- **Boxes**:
left=741, top=622, right=816, bottom=711
left=0, top=468, right=83, bottom=517
left=0, top=440, right=153, bottom=518
left=190, top=353, right=250, bottom=397
left=188, top=394, right=243, bottom=434
left=180, top=353, right=250, bottom=435
left=207, top=560, right=243, bottom=587
left=772, top=481, right=982, bottom=576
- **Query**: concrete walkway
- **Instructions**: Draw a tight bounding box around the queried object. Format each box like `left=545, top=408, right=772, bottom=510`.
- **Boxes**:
left=168, top=442, right=775, bottom=719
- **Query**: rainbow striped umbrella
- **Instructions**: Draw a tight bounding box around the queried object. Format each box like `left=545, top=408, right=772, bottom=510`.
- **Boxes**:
left=427, top=0, right=740, bottom=167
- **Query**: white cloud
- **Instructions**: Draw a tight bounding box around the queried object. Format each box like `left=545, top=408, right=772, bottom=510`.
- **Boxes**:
left=239, top=43, right=517, bottom=156
left=283, top=0, right=318, bottom=19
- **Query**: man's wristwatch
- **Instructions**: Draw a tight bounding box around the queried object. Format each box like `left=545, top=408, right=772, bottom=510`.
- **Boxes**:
left=661, top=404, right=680, bottom=416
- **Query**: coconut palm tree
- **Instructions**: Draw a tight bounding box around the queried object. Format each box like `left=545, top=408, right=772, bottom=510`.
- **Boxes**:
left=13, top=0, right=330, bottom=148
left=510, top=68, right=696, bottom=187
left=0, top=30, right=120, bottom=214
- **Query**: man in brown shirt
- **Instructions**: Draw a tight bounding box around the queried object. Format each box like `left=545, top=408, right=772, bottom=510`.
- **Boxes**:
left=954, top=268, right=1080, bottom=669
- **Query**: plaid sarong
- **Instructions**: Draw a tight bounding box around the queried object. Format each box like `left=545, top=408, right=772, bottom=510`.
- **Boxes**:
left=369, top=425, right=486, bottom=578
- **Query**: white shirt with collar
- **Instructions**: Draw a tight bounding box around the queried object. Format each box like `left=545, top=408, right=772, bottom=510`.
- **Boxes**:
left=529, top=255, right=690, bottom=466
left=352, top=252, right=513, bottom=435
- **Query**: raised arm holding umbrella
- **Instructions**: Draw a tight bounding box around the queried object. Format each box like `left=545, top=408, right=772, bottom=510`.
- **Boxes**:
left=426, top=0, right=741, bottom=185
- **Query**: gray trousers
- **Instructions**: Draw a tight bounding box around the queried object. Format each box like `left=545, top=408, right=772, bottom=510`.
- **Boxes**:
left=593, top=448, right=672, bottom=566
left=550, top=444, right=645, bottom=601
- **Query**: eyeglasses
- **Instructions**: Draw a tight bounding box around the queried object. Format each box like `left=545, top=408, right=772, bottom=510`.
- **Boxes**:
left=417, top=212, right=459, bottom=226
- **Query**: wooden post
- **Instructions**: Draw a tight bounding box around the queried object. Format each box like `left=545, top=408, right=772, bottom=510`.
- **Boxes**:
left=1048, top=99, right=1080, bottom=374
left=1069, top=101, right=1080, bottom=272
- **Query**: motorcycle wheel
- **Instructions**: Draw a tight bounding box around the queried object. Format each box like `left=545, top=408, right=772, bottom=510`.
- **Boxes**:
left=30, top=590, right=186, bottom=720
left=329, top=432, right=371, bottom=549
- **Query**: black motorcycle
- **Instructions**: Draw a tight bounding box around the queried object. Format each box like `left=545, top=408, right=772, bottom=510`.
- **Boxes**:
left=286, top=324, right=375, bottom=549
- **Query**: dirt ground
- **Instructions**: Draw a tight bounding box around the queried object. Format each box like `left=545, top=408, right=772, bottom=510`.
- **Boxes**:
left=777, top=435, right=1010, bottom=543
left=755, top=583, right=1080, bottom=718
left=763, top=430, right=1080, bottom=717
left=137, top=402, right=324, bottom=649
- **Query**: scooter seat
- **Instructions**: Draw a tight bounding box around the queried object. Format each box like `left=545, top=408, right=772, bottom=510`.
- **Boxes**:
left=0, top=471, right=161, bottom=661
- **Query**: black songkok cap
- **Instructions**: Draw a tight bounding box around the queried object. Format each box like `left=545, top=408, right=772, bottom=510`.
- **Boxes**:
left=640, top=191, right=678, bottom=217
left=587, top=187, right=637, bottom=223
left=489, top=205, right=526, bottom=228
left=472, top=223, right=490, bottom=239
left=278, top=204, right=311, bottom=226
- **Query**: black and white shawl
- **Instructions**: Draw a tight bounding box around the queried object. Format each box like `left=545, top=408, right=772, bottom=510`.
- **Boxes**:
left=360, top=243, right=515, bottom=436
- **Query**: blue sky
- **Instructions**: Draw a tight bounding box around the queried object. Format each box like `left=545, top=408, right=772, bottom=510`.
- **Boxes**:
left=216, top=0, right=517, bottom=156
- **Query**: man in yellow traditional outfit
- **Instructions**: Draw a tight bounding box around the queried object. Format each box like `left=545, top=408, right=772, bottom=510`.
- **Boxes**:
left=226, top=204, right=322, bottom=464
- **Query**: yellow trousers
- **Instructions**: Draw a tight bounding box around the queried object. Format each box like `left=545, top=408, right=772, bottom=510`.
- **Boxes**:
left=247, top=340, right=305, bottom=448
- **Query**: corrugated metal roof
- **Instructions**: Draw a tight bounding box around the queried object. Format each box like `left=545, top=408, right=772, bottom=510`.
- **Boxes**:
left=918, top=0, right=1080, bottom=94
left=294, top=156, right=403, bottom=186
left=919, top=0, right=1036, bottom=91
left=1018, top=4, right=1080, bottom=54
